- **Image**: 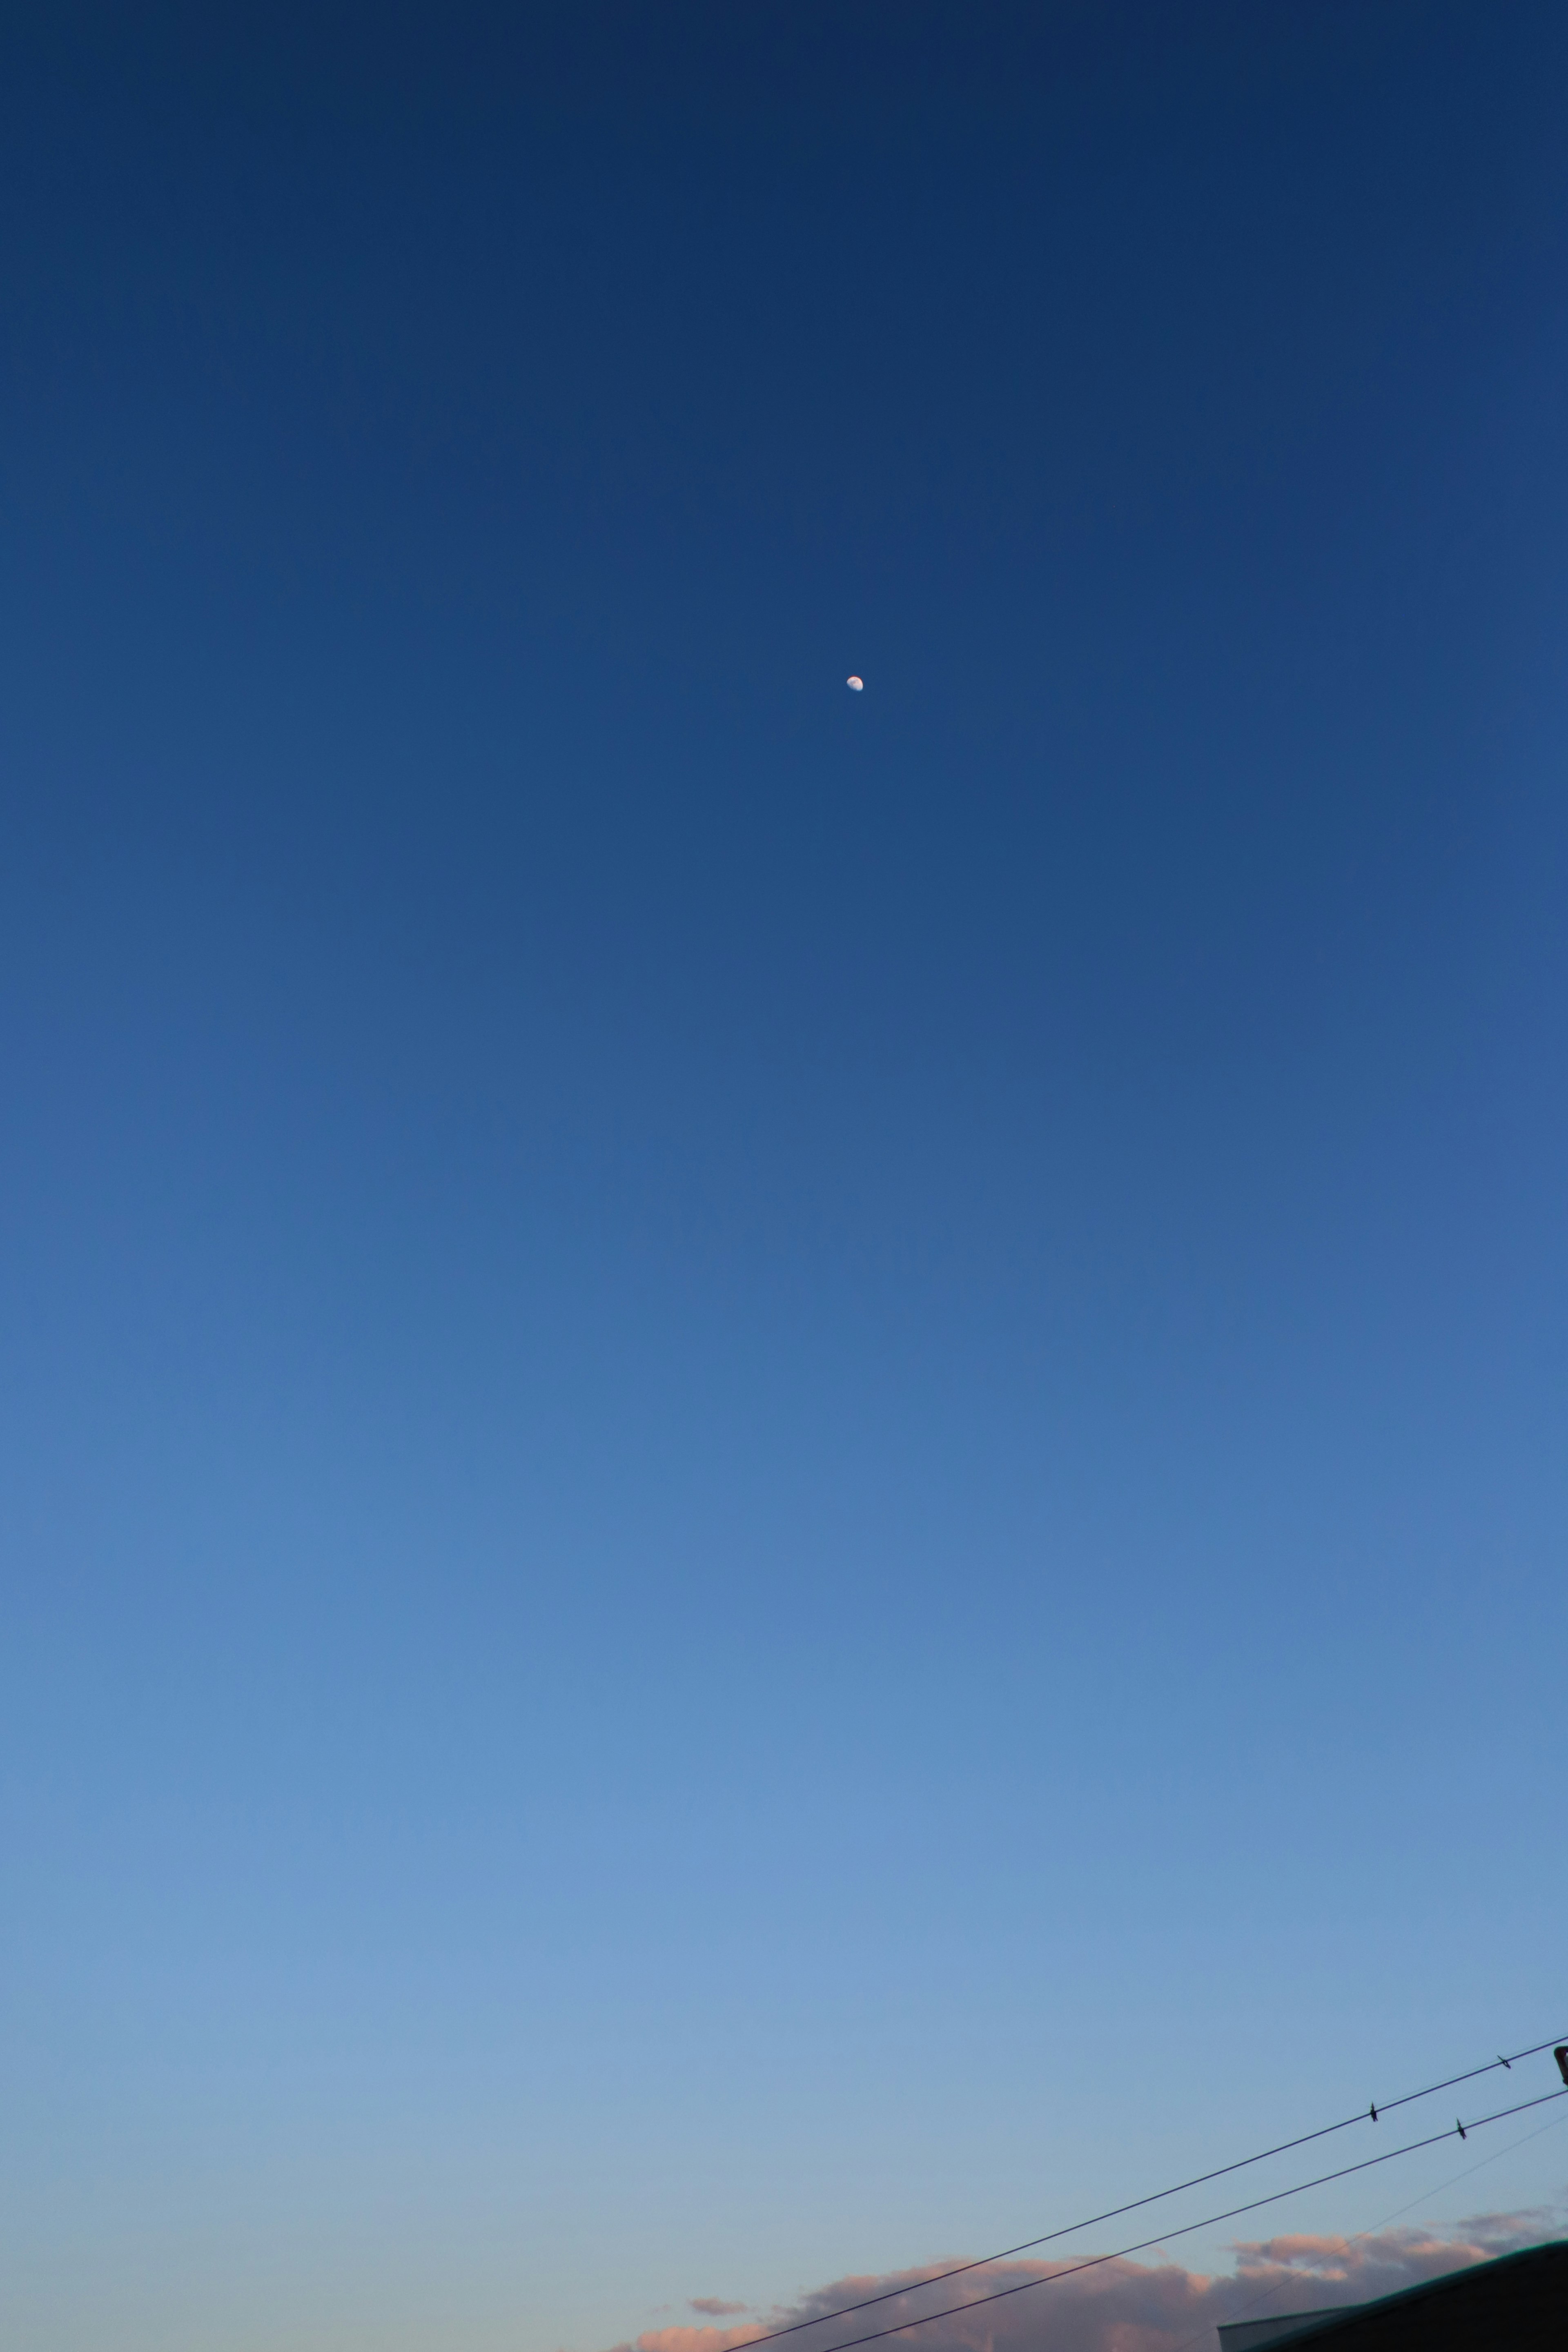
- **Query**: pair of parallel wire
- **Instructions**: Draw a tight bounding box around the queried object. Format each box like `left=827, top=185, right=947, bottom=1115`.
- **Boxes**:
left=730, top=2033, right=1568, bottom=2352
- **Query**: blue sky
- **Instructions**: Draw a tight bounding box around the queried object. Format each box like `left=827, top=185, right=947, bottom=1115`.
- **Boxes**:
left=3, top=7, right=1568, bottom=2349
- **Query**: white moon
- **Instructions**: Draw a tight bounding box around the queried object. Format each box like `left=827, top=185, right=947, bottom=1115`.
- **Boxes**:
left=846, top=675, right=864, bottom=690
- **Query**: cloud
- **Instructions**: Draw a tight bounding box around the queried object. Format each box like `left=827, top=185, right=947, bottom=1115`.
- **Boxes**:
left=689, top=2304, right=751, bottom=2320
left=628, top=2329, right=763, bottom=2352
left=603, top=2208, right=1562, bottom=2352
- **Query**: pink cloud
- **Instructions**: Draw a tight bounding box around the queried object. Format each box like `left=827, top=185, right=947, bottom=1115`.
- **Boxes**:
left=631, top=2330, right=763, bottom=2352
left=602, top=2207, right=1561, bottom=2352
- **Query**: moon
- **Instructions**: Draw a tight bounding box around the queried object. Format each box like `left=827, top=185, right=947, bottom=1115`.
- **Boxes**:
left=846, top=675, right=863, bottom=691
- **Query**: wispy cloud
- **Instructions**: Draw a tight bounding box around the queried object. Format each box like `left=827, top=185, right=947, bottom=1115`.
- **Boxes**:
left=607, top=2208, right=1562, bottom=2352
left=690, top=2303, right=751, bottom=2319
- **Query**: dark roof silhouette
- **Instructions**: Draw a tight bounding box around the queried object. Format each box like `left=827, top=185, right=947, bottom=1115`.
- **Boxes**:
left=1216, top=2240, right=1567, bottom=2352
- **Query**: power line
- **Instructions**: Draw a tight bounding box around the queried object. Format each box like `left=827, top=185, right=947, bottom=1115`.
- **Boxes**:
left=1160, top=2094, right=1568, bottom=2352
left=735, top=2032, right=1568, bottom=2352
left=794, top=2086, right=1568, bottom=2352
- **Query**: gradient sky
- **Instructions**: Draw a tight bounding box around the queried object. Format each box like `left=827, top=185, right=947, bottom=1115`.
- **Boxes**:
left=3, top=7, right=1568, bottom=2350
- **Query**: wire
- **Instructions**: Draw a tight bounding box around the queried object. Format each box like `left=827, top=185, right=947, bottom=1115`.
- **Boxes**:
left=1348, top=2101, right=1568, bottom=2236
left=1159, top=2094, right=1568, bottom=2352
left=793, top=2087, right=1568, bottom=2352
left=736, top=2032, right=1568, bottom=2351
